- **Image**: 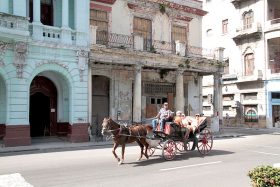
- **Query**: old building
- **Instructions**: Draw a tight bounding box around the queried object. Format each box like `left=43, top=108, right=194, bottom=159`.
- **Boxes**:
left=0, top=0, right=90, bottom=147
left=89, top=0, right=223, bottom=140
left=202, top=0, right=280, bottom=128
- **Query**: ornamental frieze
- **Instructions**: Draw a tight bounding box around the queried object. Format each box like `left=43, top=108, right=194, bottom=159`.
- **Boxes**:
left=0, top=42, right=8, bottom=66
left=36, top=60, right=69, bottom=70
left=14, top=42, right=28, bottom=78
left=76, top=49, right=89, bottom=82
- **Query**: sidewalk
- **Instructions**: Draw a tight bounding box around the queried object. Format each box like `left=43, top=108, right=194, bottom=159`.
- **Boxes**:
left=0, top=127, right=279, bottom=154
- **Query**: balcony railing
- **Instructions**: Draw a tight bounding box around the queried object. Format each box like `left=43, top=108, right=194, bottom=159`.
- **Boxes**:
left=271, top=18, right=280, bottom=25
left=96, top=31, right=133, bottom=49
left=0, top=13, right=29, bottom=31
left=93, top=30, right=217, bottom=60
left=42, top=25, right=61, bottom=42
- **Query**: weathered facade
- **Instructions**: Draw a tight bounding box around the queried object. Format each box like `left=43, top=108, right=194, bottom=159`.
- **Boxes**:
left=202, top=0, right=280, bottom=128
left=0, top=0, right=90, bottom=147
left=89, top=0, right=223, bottom=139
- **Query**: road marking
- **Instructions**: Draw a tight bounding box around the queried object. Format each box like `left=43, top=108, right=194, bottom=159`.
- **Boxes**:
left=0, top=173, right=33, bottom=187
left=160, top=161, right=222, bottom=171
left=252, top=151, right=279, bottom=156
left=259, top=145, right=280, bottom=149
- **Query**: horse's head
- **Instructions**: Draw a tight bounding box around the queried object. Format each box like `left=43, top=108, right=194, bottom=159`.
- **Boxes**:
left=101, top=117, right=111, bottom=136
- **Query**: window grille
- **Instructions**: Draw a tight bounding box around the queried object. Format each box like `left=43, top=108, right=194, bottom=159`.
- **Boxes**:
left=144, top=83, right=175, bottom=95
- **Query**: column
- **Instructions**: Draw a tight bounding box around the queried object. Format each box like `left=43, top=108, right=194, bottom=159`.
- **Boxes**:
left=0, top=0, right=9, bottom=13
left=211, top=72, right=223, bottom=132
left=74, top=0, right=89, bottom=46
left=13, top=0, right=27, bottom=16
left=62, top=0, right=69, bottom=28
left=175, top=69, right=185, bottom=112
left=133, top=64, right=142, bottom=122
left=33, top=0, right=41, bottom=23
left=88, top=66, right=92, bottom=125
left=61, top=0, right=71, bottom=44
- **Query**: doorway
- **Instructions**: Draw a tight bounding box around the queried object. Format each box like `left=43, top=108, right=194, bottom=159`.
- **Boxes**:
left=92, top=75, right=109, bottom=138
left=30, top=76, right=57, bottom=137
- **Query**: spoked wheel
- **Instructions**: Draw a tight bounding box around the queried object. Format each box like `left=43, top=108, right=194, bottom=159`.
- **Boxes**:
left=176, top=141, right=185, bottom=152
left=162, top=139, right=176, bottom=160
left=147, top=147, right=156, bottom=156
left=197, top=129, right=213, bottom=155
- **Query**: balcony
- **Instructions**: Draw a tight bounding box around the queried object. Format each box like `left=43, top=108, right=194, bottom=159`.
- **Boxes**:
left=92, top=30, right=217, bottom=60
left=233, top=22, right=262, bottom=44
left=29, top=24, right=80, bottom=46
left=0, top=13, right=29, bottom=38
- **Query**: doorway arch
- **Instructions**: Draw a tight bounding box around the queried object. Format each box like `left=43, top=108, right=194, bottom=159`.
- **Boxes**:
left=30, top=76, right=57, bottom=137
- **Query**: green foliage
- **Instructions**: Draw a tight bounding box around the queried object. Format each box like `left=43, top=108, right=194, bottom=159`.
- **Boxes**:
left=248, top=166, right=280, bottom=187
left=149, top=45, right=156, bottom=53
left=159, top=4, right=166, bottom=14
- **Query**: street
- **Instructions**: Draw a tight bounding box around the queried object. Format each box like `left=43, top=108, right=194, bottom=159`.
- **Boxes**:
left=0, top=133, right=280, bottom=187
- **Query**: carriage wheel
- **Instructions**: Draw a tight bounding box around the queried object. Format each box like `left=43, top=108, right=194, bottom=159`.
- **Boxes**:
left=147, top=147, right=156, bottom=156
left=176, top=141, right=185, bottom=152
left=197, top=129, right=213, bottom=155
left=162, top=139, right=176, bottom=161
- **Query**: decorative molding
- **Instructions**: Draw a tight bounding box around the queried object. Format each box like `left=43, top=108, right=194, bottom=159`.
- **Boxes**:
left=176, top=68, right=185, bottom=76
left=0, top=42, right=8, bottom=66
left=14, top=42, right=28, bottom=78
left=76, top=50, right=89, bottom=82
left=135, top=63, right=143, bottom=73
left=90, top=0, right=116, bottom=5
left=36, top=60, right=69, bottom=70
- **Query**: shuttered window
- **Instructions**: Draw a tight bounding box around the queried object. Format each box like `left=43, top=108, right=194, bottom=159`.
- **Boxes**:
left=133, top=17, right=152, bottom=50
left=90, top=9, right=109, bottom=45
left=244, top=53, right=254, bottom=76
left=172, top=25, right=187, bottom=43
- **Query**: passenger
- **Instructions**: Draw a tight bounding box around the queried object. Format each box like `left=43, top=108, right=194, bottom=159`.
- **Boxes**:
left=173, top=111, right=183, bottom=127
left=151, top=102, right=172, bottom=131
left=182, top=114, right=199, bottom=135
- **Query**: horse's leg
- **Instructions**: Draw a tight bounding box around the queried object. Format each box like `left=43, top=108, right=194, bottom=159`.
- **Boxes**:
left=112, top=142, right=120, bottom=162
left=119, top=144, right=125, bottom=165
left=136, top=139, right=144, bottom=161
left=142, top=139, right=149, bottom=159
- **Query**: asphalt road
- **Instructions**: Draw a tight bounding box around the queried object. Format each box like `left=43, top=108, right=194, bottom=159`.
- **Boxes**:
left=0, top=133, right=279, bottom=187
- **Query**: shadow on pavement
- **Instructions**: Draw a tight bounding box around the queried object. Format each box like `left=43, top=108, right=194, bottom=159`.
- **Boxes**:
left=126, top=149, right=234, bottom=167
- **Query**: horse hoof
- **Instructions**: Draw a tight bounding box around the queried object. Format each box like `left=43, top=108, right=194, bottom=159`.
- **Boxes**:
left=136, top=158, right=141, bottom=161
left=118, top=160, right=123, bottom=165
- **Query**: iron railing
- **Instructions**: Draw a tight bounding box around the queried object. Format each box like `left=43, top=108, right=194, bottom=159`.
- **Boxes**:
left=95, top=31, right=216, bottom=59
left=96, top=31, right=133, bottom=49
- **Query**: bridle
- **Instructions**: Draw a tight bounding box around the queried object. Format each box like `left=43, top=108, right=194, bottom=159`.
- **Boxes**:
left=101, top=118, right=121, bottom=137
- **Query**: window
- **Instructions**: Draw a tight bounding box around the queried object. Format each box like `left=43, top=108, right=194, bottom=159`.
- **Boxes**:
left=223, top=94, right=234, bottom=101
left=223, top=106, right=231, bottom=111
left=243, top=93, right=257, bottom=100
left=243, top=11, right=253, bottom=30
left=272, top=92, right=280, bottom=99
left=172, top=25, right=187, bottom=43
left=244, top=53, right=254, bottom=76
left=203, top=106, right=211, bottom=111
left=133, top=17, right=152, bottom=50
left=90, top=9, right=109, bottom=45
left=244, top=105, right=258, bottom=122
left=222, top=19, right=228, bottom=34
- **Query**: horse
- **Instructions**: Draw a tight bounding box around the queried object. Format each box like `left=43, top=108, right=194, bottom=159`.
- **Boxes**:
left=101, top=117, right=152, bottom=165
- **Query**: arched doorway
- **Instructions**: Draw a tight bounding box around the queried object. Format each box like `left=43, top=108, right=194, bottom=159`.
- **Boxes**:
left=30, top=76, right=57, bottom=137
left=92, top=75, right=109, bottom=139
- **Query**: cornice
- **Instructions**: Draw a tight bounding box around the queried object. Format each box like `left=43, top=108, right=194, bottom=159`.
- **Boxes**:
left=91, top=0, right=116, bottom=5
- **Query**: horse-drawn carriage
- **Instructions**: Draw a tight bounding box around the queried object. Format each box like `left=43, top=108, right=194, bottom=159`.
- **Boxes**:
left=146, top=115, right=213, bottom=161
left=101, top=115, right=213, bottom=164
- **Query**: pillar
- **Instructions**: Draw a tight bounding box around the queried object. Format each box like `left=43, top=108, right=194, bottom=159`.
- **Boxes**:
left=62, top=0, right=69, bottom=28
left=175, top=69, right=185, bottom=112
left=61, top=0, right=71, bottom=44
left=0, top=0, right=9, bottom=13
left=13, top=0, right=27, bottom=17
left=211, top=72, right=223, bottom=132
left=133, top=64, right=142, bottom=122
left=33, top=0, right=41, bottom=23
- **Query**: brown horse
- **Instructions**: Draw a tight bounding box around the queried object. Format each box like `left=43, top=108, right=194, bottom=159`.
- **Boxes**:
left=101, top=117, right=152, bottom=165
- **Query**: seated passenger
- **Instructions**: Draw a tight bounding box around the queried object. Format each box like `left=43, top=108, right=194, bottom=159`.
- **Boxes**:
left=182, top=114, right=199, bottom=135
left=151, top=102, right=172, bottom=131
